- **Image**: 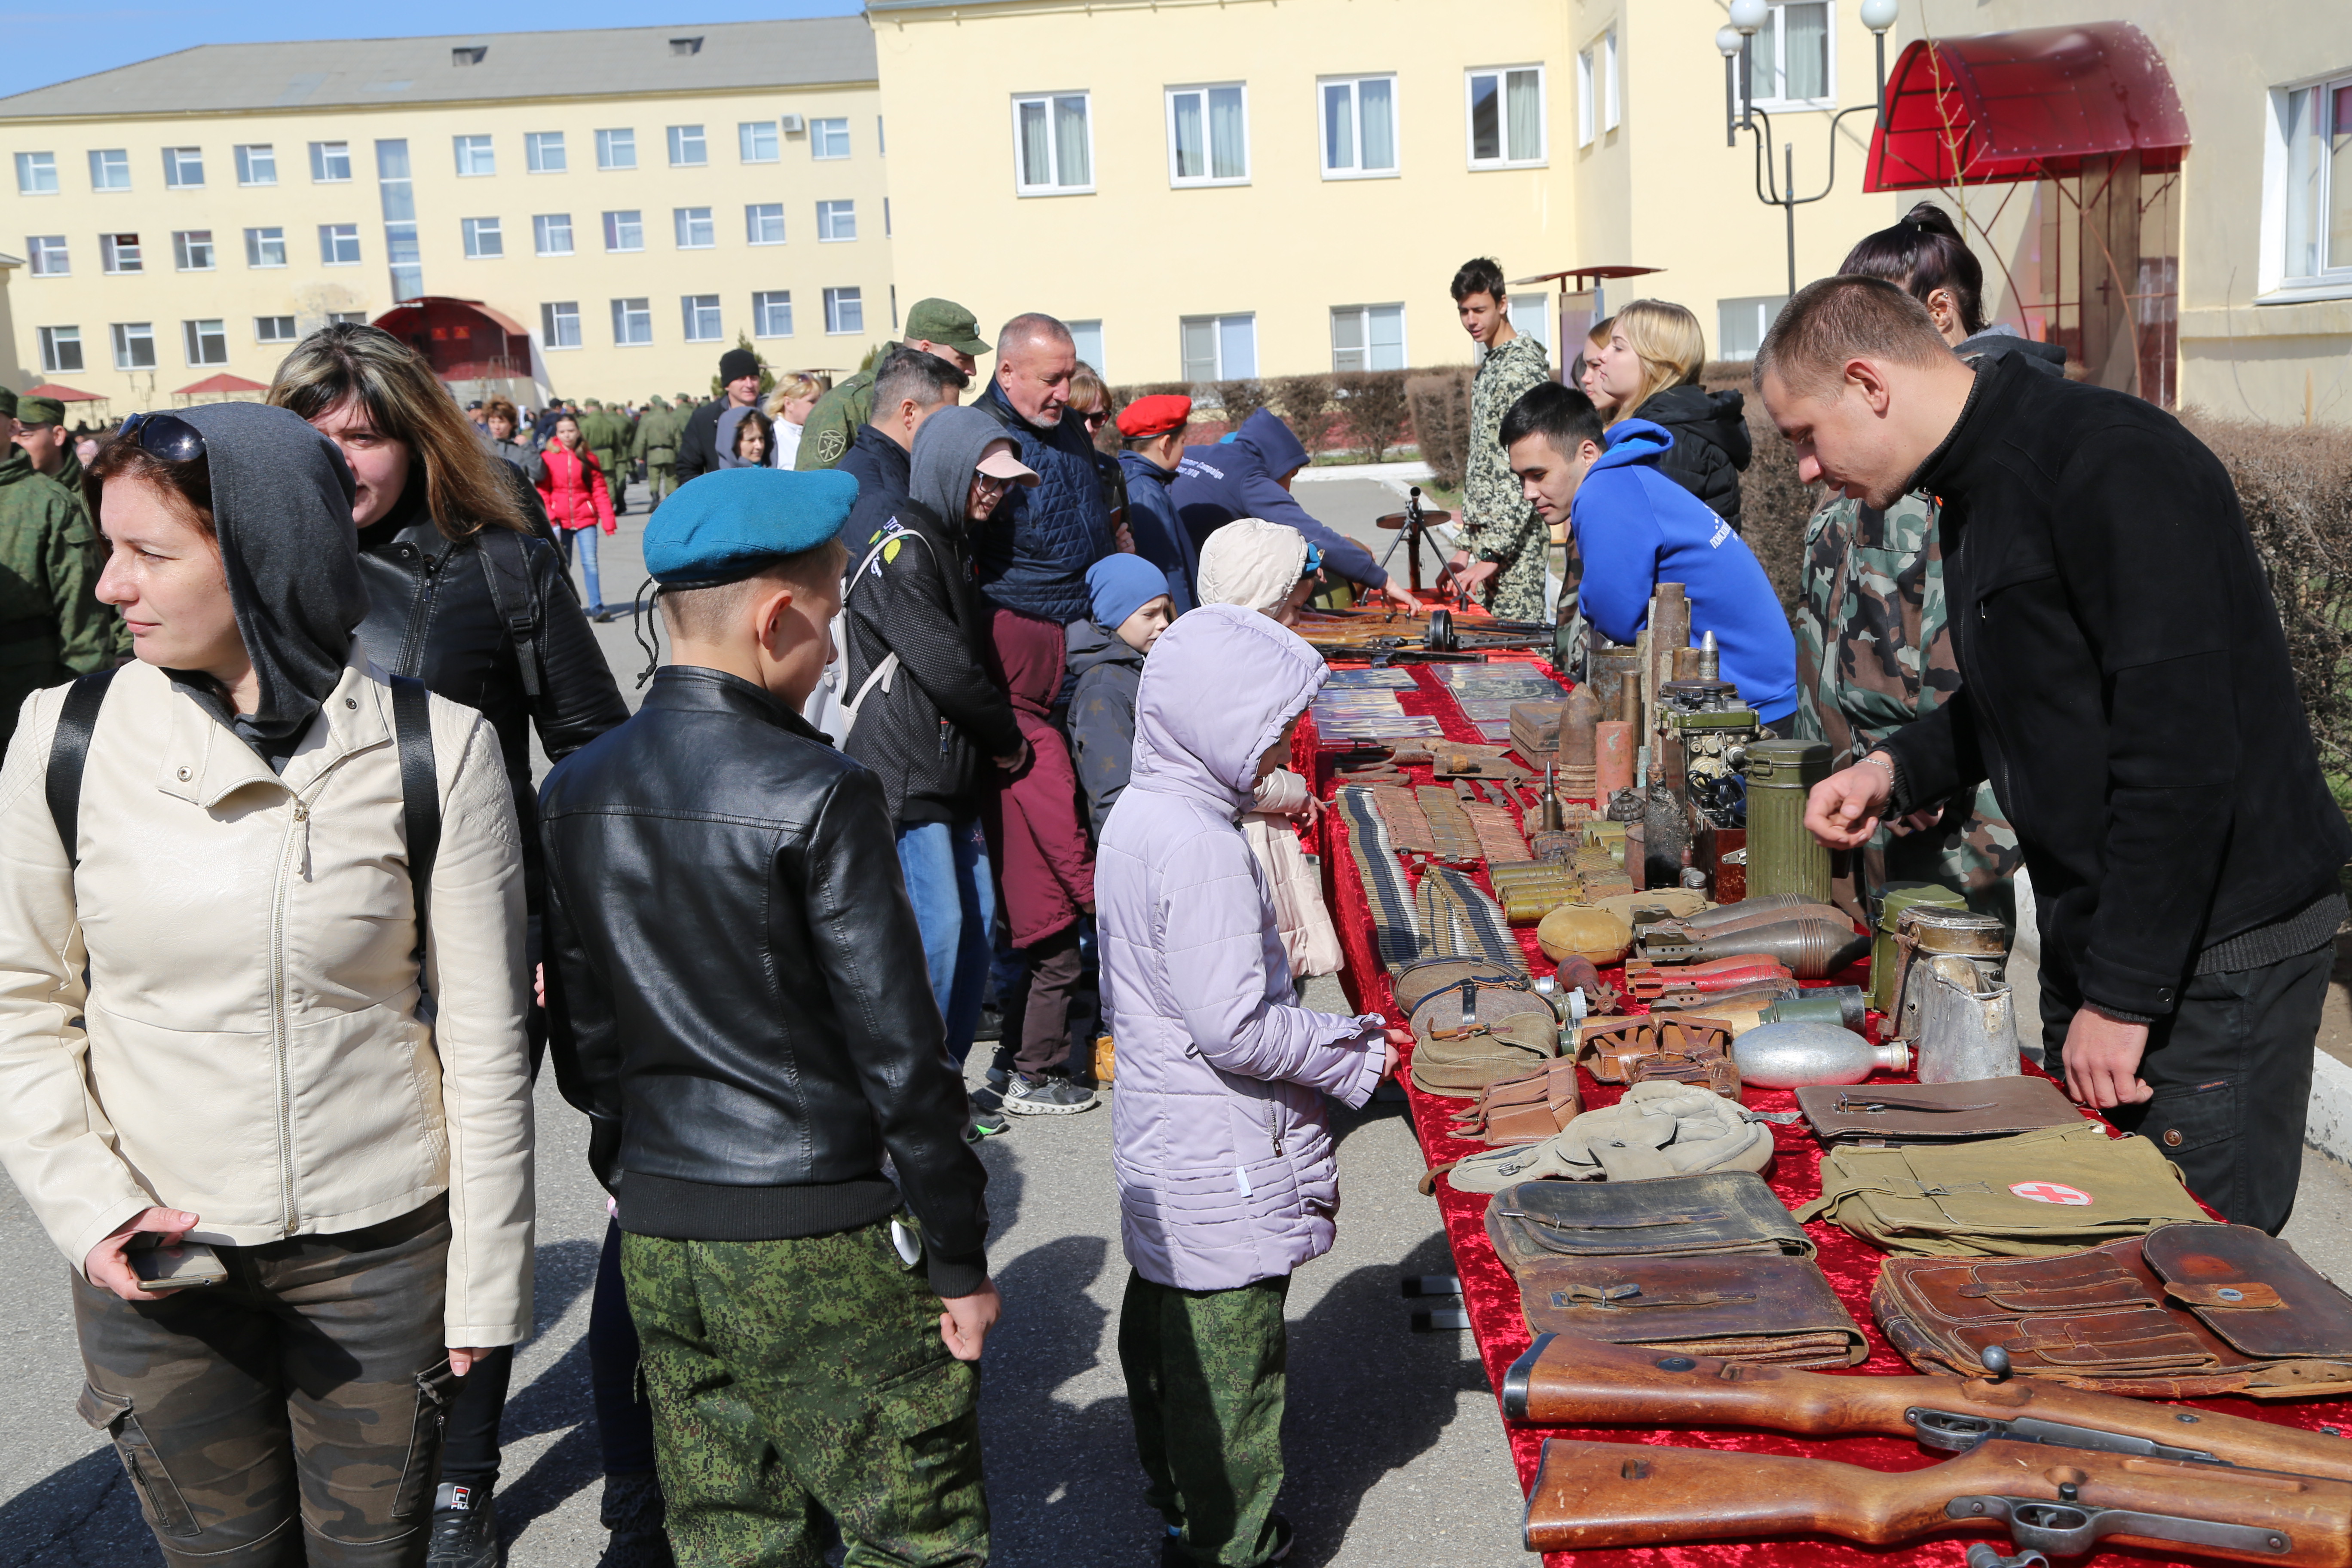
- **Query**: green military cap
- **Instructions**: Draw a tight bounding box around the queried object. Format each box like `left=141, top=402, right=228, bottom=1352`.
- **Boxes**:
left=585, top=398, right=603, bottom=409
left=0, top=387, right=15, bottom=420
left=904, top=298, right=990, bottom=357
left=17, top=396, right=66, bottom=426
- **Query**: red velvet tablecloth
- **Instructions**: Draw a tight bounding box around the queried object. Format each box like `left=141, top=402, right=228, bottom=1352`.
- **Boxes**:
left=1299, top=658, right=2352, bottom=1568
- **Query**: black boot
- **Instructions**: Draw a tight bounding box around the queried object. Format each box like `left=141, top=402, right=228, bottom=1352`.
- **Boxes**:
left=426, top=1482, right=501, bottom=1568
left=597, top=1470, right=677, bottom=1568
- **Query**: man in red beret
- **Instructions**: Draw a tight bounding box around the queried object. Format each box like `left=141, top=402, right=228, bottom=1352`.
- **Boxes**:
left=1115, top=395, right=1199, bottom=612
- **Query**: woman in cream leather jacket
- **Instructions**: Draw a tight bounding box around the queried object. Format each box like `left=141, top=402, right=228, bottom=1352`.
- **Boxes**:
left=0, top=401, right=534, bottom=1568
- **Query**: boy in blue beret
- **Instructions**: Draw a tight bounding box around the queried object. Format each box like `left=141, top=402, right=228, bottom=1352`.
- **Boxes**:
left=539, top=467, right=998, bottom=1566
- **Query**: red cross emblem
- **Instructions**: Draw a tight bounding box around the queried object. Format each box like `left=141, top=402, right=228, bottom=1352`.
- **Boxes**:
left=2010, top=1181, right=2093, bottom=1206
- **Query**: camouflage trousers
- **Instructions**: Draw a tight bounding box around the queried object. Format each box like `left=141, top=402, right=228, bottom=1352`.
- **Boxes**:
left=1118, top=1269, right=1291, bottom=1568
left=620, top=1221, right=988, bottom=1568
left=71, top=1197, right=457, bottom=1567
left=646, top=461, right=677, bottom=505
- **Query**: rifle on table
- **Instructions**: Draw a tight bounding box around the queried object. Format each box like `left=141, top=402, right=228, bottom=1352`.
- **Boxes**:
left=1503, top=1333, right=2352, bottom=1482
left=1524, top=1435, right=2349, bottom=1562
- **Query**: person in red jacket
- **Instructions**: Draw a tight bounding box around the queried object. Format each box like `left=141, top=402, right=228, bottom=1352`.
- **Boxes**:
left=980, top=607, right=1099, bottom=1117
left=536, top=411, right=619, bottom=619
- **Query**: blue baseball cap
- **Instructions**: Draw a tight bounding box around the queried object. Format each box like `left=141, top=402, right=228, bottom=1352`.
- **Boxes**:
left=643, top=468, right=859, bottom=585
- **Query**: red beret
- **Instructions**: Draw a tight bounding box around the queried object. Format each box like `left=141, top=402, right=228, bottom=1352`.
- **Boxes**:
left=1116, top=393, right=1193, bottom=438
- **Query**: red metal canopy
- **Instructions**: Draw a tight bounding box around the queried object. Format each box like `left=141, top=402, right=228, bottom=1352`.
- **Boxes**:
left=175, top=372, right=270, bottom=396
left=1865, top=21, right=2189, bottom=192
left=371, top=297, right=533, bottom=383
left=22, top=381, right=103, bottom=402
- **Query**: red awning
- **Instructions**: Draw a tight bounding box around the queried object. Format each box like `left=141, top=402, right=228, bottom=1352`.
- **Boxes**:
left=1865, top=21, right=2189, bottom=192
left=22, top=381, right=104, bottom=402
left=175, top=372, right=270, bottom=396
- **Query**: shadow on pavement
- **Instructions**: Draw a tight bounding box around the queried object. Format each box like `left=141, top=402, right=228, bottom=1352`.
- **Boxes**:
left=0, top=1446, right=161, bottom=1568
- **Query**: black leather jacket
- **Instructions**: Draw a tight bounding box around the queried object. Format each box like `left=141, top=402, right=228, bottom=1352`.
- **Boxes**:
left=539, top=666, right=990, bottom=1296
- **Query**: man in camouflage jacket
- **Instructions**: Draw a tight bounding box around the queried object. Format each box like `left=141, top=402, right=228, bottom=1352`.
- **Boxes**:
left=1457, top=311, right=1554, bottom=622
left=631, top=397, right=686, bottom=506
left=1795, top=491, right=2020, bottom=922
left=0, top=395, right=119, bottom=748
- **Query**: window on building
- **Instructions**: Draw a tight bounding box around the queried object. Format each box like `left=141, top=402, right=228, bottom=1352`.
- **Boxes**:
left=1507, top=295, right=1551, bottom=353
left=824, top=286, right=864, bottom=334
left=100, top=233, right=142, bottom=273
left=233, top=144, right=277, bottom=185
left=542, top=300, right=582, bottom=349
left=812, top=117, right=850, bottom=159
left=162, top=147, right=204, bottom=187
left=2282, top=76, right=2352, bottom=287
left=27, top=236, right=67, bottom=276
left=1321, top=75, right=1398, bottom=177
left=245, top=227, right=287, bottom=267
left=183, top=318, right=228, bottom=367
left=596, top=128, right=637, bottom=170
left=89, top=149, right=130, bottom=190
left=326, top=312, right=368, bottom=325
left=1069, top=318, right=1105, bottom=375
left=1577, top=49, right=1597, bottom=147
left=111, top=321, right=156, bottom=370
left=741, top=121, right=780, bottom=163
left=15, top=151, right=58, bottom=194
left=454, top=135, right=495, bottom=176
left=1716, top=294, right=1789, bottom=361
left=1605, top=30, right=1621, bottom=131
left=746, top=202, right=786, bottom=245
left=533, top=214, right=573, bottom=256
left=1013, top=93, right=1093, bottom=194
left=816, top=200, right=856, bottom=241
left=884, top=196, right=892, bottom=235
left=1750, top=1, right=1832, bottom=109
left=667, top=125, right=707, bottom=166
left=674, top=207, right=715, bottom=248
left=878, top=114, right=886, bottom=156
left=376, top=139, right=422, bottom=303
left=320, top=224, right=361, bottom=265
left=1180, top=313, right=1257, bottom=381
left=682, top=294, right=723, bottom=342
left=1167, top=84, right=1248, bottom=186
left=603, top=210, right=644, bottom=251
left=310, top=141, right=352, bottom=182
left=611, top=297, right=652, bottom=345
left=256, top=315, right=298, bottom=343
left=462, top=217, right=504, bottom=258
left=527, top=132, right=567, bottom=173
left=753, top=290, right=794, bottom=337
left=1330, top=303, right=1405, bottom=371
left=1468, top=66, right=1546, bottom=166
left=39, top=325, right=83, bottom=374
left=172, top=230, right=215, bottom=271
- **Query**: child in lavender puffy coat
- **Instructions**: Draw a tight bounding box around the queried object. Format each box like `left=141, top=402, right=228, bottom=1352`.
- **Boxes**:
left=1096, top=602, right=1403, bottom=1567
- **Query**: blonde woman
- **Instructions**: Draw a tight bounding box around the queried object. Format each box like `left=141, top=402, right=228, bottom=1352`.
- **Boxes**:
left=765, top=371, right=828, bottom=468
left=1576, top=315, right=1618, bottom=420
left=1588, top=298, right=1751, bottom=529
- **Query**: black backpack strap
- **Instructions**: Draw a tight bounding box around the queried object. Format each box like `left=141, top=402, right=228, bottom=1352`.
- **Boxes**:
left=45, top=668, right=117, bottom=869
left=475, top=528, right=547, bottom=701
left=390, top=675, right=440, bottom=965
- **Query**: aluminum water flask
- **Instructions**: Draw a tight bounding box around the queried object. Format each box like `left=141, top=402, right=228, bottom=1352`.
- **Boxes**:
left=1742, top=739, right=1831, bottom=904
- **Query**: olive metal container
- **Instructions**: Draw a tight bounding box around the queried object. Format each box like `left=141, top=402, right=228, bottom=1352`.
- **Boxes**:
left=1869, top=883, right=1967, bottom=1013
left=1743, top=739, right=1831, bottom=905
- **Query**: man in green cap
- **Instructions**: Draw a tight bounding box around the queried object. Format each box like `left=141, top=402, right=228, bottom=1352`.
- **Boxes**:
left=15, top=395, right=80, bottom=492
left=632, top=395, right=688, bottom=508
left=796, top=297, right=991, bottom=471
left=0, top=387, right=120, bottom=747
left=579, top=398, right=632, bottom=515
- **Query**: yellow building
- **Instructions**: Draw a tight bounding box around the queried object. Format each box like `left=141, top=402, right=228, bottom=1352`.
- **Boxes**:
left=0, top=19, right=890, bottom=409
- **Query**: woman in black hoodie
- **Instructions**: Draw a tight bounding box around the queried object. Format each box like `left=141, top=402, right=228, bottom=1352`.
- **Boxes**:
left=1589, top=297, right=1752, bottom=530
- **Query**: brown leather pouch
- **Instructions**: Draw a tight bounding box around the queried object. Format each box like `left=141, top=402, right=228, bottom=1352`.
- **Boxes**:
left=1577, top=1018, right=1731, bottom=1086
left=1515, top=1253, right=1866, bottom=1368
left=1484, top=1171, right=1815, bottom=1271
left=1446, top=1060, right=1580, bottom=1145
left=1873, top=1223, right=2352, bottom=1398
left=1409, top=983, right=1560, bottom=1099
left=1627, top=1049, right=1742, bottom=1100
left=1796, top=1075, right=2082, bottom=1144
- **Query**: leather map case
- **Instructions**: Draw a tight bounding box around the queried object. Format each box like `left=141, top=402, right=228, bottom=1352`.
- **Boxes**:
left=1484, top=1171, right=1815, bottom=1271
left=1873, top=1223, right=2352, bottom=1398
left=1515, top=1252, right=1867, bottom=1368
left=1795, top=1075, right=2083, bottom=1144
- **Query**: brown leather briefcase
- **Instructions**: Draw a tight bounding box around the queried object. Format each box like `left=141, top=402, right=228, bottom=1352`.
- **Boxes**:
left=1484, top=1170, right=1815, bottom=1271
left=1515, top=1251, right=1867, bottom=1368
left=1874, top=1222, right=2352, bottom=1398
left=1795, top=1075, right=2084, bottom=1144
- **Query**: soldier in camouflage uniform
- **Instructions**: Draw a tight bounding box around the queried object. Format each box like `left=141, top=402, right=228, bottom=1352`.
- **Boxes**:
left=631, top=397, right=686, bottom=507
left=0, top=389, right=121, bottom=748
left=1795, top=491, right=2021, bottom=924
left=796, top=299, right=989, bottom=472
left=579, top=400, right=632, bottom=514
left=1451, top=260, right=1554, bottom=624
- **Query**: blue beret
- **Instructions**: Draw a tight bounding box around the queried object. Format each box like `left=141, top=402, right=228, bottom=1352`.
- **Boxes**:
left=642, top=468, right=859, bottom=584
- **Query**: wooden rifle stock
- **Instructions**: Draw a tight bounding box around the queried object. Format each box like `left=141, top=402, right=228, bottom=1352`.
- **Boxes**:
left=1504, top=1333, right=2352, bottom=1482
left=1524, top=1436, right=2352, bottom=1562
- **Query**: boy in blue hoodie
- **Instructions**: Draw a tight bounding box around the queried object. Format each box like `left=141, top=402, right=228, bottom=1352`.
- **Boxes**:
left=1502, top=382, right=1796, bottom=729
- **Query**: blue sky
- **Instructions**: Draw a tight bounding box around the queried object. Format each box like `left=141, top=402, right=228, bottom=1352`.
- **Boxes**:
left=0, top=0, right=860, bottom=100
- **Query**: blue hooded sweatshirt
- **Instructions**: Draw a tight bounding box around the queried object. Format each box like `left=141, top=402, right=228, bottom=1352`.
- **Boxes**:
left=1170, top=409, right=1390, bottom=590
left=1574, top=419, right=1796, bottom=725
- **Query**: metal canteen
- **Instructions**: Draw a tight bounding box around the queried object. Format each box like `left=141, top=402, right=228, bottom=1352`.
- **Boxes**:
left=1635, top=918, right=1871, bottom=979
left=1914, top=956, right=2023, bottom=1083
left=1759, top=986, right=1868, bottom=1032
left=1733, top=1020, right=1911, bottom=1089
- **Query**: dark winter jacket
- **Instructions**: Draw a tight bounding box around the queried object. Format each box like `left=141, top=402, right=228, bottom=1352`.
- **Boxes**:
left=1067, top=619, right=1146, bottom=835
left=1118, top=451, right=1197, bottom=613
left=980, top=609, right=1093, bottom=948
left=1171, top=410, right=1389, bottom=589
left=1623, top=385, right=1751, bottom=530
left=969, top=380, right=1115, bottom=624
left=1956, top=324, right=2068, bottom=377
left=673, top=396, right=733, bottom=486
left=1881, top=351, right=2352, bottom=1020
left=839, top=427, right=1023, bottom=825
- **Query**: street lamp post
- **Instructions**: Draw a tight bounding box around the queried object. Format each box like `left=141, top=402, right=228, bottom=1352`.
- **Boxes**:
left=1721, top=0, right=1901, bottom=297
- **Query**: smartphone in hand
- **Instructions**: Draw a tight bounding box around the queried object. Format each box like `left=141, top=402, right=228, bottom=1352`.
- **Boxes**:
left=128, top=1236, right=227, bottom=1293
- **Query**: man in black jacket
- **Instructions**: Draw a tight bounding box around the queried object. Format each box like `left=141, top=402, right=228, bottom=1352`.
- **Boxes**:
left=541, top=466, right=997, bottom=1565
left=673, top=346, right=764, bottom=486
left=1766, top=276, right=2351, bottom=1233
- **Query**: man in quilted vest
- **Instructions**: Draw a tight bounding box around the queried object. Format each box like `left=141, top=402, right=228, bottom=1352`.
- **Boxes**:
left=969, top=312, right=1121, bottom=626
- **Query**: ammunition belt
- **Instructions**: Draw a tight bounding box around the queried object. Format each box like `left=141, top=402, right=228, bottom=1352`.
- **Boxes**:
left=1463, top=802, right=1531, bottom=864
left=1413, top=867, right=1527, bottom=974
left=1337, top=787, right=1424, bottom=974
left=1415, top=785, right=1484, bottom=861
left=1366, top=785, right=1434, bottom=854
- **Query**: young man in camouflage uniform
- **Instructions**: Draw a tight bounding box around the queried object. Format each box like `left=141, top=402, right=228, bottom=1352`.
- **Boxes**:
left=796, top=298, right=990, bottom=471
left=579, top=399, right=633, bottom=514
left=631, top=396, right=686, bottom=507
left=1449, top=257, right=1553, bottom=623
left=1795, top=492, right=2020, bottom=923
left=0, top=388, right=119, bottom=748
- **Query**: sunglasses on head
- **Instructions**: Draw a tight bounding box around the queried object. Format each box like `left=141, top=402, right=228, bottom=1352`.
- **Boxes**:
left=116, top=411, right=207, bottom=463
